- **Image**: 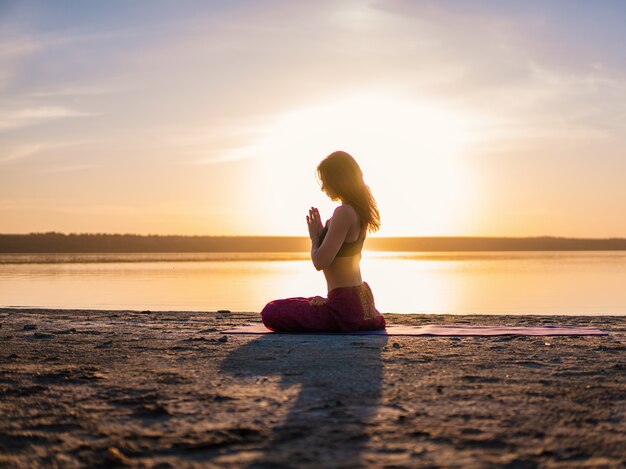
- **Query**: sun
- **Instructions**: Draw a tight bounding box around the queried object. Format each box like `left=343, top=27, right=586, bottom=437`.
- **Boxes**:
left=234, top=91, right=485, bottom=236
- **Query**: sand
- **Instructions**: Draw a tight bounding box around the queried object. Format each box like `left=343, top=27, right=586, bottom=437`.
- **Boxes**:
left=0, top=308, right=624, bottom=468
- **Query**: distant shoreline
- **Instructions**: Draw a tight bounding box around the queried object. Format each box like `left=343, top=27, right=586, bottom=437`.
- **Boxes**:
left=1, top=232, right=626, bottom=253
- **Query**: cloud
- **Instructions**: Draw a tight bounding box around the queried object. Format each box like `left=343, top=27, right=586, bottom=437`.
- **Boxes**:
left=0, top=140, right=91, bottom=164
left=0, top=22, right=138, bottom=94
left=157, top=124, right=268, bottom=166
left=0, top=33, right=85, bottom=91
left=0, top=106, right=95, bottom=131
left=189, top=152, right=256, bottom=166
left=41, top=164, right=99, bottom=173
left=30, top=85, right=122, bottom=97
left=0, top=28, right=131, bottom=60
left=0, top=143, right=46, bottom=163
left=0, top=36, right=43, bottom=60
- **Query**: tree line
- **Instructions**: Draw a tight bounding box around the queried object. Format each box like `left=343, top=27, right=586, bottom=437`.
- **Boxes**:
left=1, top=232, right=625, bottom=252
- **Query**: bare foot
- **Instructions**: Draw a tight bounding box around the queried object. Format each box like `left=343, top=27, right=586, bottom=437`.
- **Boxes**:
left=308, top=296, right=328, bottom=306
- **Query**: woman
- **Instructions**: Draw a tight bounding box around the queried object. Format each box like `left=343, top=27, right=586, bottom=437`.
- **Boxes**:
left=261, top=150, right=386, bottom=332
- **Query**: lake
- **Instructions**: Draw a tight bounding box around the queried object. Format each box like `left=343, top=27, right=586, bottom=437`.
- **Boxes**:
left=1, top=251, right=625, bottom=315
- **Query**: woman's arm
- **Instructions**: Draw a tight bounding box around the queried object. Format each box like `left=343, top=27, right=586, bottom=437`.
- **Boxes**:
left=310, top=205, right=354, bottom=271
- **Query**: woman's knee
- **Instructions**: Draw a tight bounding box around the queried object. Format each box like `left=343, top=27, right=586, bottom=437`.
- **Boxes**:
left=260, top=300, right=281, bottom=326
left=260, top=298, right=304, bottom=328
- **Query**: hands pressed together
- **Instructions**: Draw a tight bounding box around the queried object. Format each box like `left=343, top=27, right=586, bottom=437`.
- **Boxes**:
left=306, top=207, right=328, bottom=305
left=306, top=206, right=323, bottom=245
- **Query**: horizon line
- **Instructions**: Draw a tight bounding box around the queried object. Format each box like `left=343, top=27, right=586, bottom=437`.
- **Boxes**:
left=2, top=232, right=626, bottom=241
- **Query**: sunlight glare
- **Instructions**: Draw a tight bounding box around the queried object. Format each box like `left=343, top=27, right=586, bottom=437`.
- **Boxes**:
left=232, top=92, right=484, bottom=235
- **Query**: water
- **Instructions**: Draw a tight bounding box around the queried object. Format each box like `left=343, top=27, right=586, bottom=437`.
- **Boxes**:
left=1, top=251, right=625, bottom=315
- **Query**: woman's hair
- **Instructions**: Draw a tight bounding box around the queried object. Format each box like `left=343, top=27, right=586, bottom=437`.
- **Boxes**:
left=317, top=150, right=381, bottom=233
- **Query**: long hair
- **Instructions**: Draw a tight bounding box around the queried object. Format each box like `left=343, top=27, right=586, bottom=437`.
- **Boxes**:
left=317, top=150, right=381, bottom=233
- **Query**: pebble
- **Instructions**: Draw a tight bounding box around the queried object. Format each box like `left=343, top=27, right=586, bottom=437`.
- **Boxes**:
left=152, top=463, right=174, bottom=469
left=81, top=372, right=107, bottom=380
left=95, top=340, right=114, bottom=348
left=32, top=332, right=54, bottom=339
left=218, top=335, right=228, bottom=343
left=107, top=447, right=131, bottom=465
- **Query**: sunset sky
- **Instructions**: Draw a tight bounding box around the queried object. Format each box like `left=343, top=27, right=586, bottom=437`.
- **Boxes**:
left=1, top=1, right=625, bottom=237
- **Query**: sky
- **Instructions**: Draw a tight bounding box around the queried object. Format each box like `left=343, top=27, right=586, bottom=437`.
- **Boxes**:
left=1, top=0, right=626, bottom=237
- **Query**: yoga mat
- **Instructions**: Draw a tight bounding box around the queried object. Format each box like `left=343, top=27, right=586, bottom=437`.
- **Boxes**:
left=221, top=323, right=607, bottom=336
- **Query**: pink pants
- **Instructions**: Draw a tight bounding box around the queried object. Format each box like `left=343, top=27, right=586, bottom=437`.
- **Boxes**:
left=261, top=282, right=386, bottom=332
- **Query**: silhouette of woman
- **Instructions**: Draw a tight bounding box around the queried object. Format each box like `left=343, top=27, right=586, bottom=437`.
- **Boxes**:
left=261, top=150, right=386, bottom=332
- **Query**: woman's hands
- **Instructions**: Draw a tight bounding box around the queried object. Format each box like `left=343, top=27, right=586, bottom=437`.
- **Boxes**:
left=306, top=206, right=323, bottom=245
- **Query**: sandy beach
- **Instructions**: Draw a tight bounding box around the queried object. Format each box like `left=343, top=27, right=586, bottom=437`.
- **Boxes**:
left=0, top=309, right=624, bottom=468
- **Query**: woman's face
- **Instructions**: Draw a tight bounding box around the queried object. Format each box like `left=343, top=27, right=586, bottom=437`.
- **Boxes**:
left=321, top=179, right=339, bottom=200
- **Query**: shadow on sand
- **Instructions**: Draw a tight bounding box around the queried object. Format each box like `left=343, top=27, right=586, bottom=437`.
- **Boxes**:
left=219, top=332, right=389, bottom=468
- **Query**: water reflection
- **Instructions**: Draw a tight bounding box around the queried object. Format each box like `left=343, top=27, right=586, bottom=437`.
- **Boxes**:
left=0, top=252, right=625, bottom=314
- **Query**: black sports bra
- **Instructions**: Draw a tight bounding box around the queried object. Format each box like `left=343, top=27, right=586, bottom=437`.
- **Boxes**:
left=318, top=221, right=365, bottom=257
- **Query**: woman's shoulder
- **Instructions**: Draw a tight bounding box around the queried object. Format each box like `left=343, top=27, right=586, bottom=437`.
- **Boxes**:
left=333, top=204, right=359, bottom=220
left=332, top=204, right=362, bottom=231
left=335, top=204, right=358, bottom=216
